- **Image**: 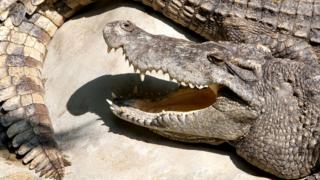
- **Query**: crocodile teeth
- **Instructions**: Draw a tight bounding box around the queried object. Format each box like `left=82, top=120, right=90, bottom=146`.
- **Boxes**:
left=140, top=73, right=145, bottom=82
left=106, top=99, right=113, bottom=105
left=196, top=85, right=205, bottom=89
left=129, top=63, right=134, bottom=70
left=171, top=78, right=178, bottom=83
left=180, top=82, right=187, bottom=87
left=163, top=72, right=170, bottom=80
left=124, top=63, right=209, bottom=90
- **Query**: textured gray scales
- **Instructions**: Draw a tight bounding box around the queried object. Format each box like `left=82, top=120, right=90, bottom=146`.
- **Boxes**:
left=135, top=0, right=320, bottom=63
left=0, top=0, right=320, bottom=180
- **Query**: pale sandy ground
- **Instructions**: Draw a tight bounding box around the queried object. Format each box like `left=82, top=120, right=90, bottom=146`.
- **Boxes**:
left=0, top=1, right=271, bottom=179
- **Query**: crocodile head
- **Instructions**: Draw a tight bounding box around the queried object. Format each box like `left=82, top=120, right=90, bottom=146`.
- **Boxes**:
left=103, top=21, right=320, bottom=146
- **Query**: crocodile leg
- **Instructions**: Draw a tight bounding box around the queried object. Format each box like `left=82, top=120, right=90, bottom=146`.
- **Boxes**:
left=0, top=0, right=97, bottom=179
left=135, top=0, right=319, bottom=63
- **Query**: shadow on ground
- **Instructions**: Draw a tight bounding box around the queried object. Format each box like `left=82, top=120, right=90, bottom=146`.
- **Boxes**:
left=66, top=73, right=274, bottom=179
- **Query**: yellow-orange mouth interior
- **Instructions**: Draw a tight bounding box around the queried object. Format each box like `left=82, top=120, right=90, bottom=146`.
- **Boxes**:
left=131, top=84, right=221, bottom=113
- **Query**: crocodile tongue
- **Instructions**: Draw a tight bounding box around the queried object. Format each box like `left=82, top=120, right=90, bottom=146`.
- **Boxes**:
left=113, top=84, right=220, bottom=113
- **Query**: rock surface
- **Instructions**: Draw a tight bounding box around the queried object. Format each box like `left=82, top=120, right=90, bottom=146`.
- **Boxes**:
left=0, top=1, right=270, bottom=179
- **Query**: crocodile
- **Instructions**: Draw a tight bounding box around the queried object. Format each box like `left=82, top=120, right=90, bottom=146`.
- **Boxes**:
left=103, top=20, right=320, bottom=179
left=0, top=0, right=320, bottom=179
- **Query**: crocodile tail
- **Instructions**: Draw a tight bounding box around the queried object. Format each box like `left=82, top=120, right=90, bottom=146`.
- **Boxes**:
left=0, top=0, right=47, bottom=25
left=0, top=1, right=69, bottom=179
left=0, top=0, right=99, bottom=178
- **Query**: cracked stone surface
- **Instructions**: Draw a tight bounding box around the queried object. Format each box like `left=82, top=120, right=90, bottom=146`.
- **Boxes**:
left=0, top=1, right=270, bottom=179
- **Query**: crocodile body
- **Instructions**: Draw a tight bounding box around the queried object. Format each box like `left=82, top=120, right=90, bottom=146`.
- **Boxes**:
left=136, top=0, right=320, bottom=43
left=1, top=0, right=320, bottom=179
left=136, top=0, right=320, bottom=62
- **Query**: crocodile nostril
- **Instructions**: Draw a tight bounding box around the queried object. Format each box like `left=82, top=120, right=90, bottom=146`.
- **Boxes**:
left=123, top=22, right=130, bottom=28
left=120, top=21, right=134, bottom=32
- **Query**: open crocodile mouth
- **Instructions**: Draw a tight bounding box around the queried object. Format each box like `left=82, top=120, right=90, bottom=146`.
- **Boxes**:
left=104, top=21, right=256, bottom=141
left=107, top=46, right=223, bottom=114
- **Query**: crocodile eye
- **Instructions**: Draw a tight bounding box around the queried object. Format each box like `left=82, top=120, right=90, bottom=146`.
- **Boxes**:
left=207, top=53, right=224, bottom=65
left=120, top=21, right=134, bottom=32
